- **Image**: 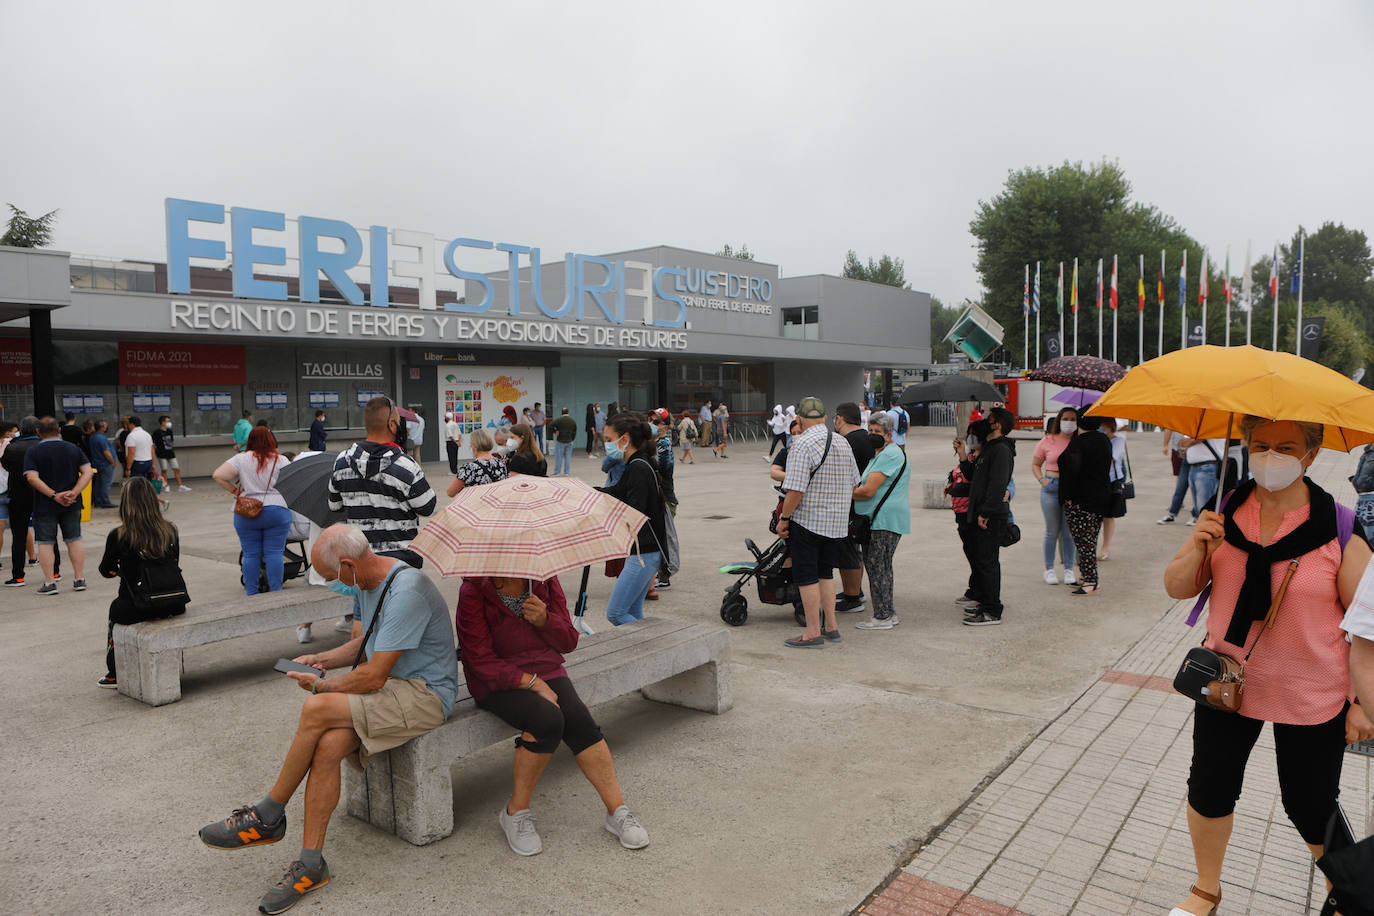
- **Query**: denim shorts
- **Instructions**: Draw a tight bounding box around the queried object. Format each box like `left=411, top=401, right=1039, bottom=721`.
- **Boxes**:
left=0, top=492, right=8, bottom=521
left=32, top=504, right=82, bottom=544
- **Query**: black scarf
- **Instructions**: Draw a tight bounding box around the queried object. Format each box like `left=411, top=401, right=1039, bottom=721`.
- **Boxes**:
left=1220, top=477, right=1336, bottom=647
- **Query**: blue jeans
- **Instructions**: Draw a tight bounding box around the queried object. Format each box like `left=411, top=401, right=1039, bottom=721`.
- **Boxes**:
left=1039, top=478, right=1076, bottom=570
left=553, top=441, right=573, bottom=476
left=1188, top=463, right=1220, bottom=519
left=92, top=464, right=115, bottom=506
left=1168, top=457, right=1191, bottom=516
left=606, top=550, right=662, bottom=626
left=234, top=504, right=293, bottom=595
left=534, top=427, right=546, bottom=451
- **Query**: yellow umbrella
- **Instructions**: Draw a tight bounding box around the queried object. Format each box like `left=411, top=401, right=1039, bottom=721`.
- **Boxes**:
left=1086, top=345, right=1374, bottom=453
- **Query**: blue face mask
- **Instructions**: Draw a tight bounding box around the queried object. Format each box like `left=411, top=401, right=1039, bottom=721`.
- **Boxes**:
left=328, top=566, right=360, bottom=598
left=605, top=437, right=624, bottom=460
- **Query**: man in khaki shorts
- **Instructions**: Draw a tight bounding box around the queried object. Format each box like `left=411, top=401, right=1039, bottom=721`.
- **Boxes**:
left=198, top=524, right=457, bottom=914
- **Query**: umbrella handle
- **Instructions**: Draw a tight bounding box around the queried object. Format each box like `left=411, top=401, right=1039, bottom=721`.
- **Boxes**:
left=1214, top=413, right=1234, bottom=516
left=574, top=565, right=591, bottom=619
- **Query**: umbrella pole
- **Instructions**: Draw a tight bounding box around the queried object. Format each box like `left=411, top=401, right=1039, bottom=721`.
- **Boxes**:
left=1214, top=413, right=1234, bottom=515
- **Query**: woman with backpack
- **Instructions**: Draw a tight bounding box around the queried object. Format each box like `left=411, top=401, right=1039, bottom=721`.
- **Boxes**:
left=97, top=476, right=188, bottom=687
left=677, top=411, right=697, bottom=464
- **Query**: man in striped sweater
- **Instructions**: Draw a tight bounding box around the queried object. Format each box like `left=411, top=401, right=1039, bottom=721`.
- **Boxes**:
left=327, top=396, right=437, bottom=630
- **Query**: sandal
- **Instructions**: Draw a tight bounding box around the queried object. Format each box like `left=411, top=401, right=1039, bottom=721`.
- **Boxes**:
left=1167, top=884, right=1220, bottom=916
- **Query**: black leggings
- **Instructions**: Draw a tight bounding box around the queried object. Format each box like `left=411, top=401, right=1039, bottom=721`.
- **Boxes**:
left=768, top=432, right=786, bottom=456
left=1187, top=701, right=1349, bottom=845
left=476, top=676, right=604, bottom=755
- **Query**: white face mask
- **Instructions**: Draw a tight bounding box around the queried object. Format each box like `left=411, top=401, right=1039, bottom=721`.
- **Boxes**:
left=967, top=435, right=981, bottom=451
left=1249, top=449, right=1308, bottom=492
left=1060, top=420, right=1077, bottom=434
left=509, top=437, right=522, bottom=451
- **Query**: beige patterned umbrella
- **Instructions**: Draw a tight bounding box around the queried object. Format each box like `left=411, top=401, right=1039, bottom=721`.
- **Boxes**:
left=411, top=475, right=647, bottom=580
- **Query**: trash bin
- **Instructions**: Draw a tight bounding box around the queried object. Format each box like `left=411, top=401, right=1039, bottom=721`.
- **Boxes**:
left=81, top=478, right=93, bottom=522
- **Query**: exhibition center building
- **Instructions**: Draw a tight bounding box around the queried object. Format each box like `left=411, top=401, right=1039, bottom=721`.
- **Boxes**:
left=0, top=198, right=931, bottom=473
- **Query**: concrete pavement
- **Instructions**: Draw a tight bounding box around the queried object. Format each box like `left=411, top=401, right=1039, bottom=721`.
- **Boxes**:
left=2, top=426, right=1363, bottom=914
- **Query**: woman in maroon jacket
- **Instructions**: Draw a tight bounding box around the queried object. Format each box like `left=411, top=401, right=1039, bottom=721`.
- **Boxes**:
left=456, top=574, right=650, bottom=857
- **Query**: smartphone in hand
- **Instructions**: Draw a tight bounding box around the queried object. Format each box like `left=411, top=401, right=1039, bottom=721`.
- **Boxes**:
left=273, top=658, right=323, bottom=678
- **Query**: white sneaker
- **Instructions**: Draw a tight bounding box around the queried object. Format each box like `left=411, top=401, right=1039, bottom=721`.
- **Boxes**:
left=178, top=485, right=192, bottom=492
left=296, top=624, right=313, bottom=644
left=1043, top=569, right=1059, bottom=585
left=855, top=615, right=897, bottom=629
left=334, top=616, right=354, bottom=633
left=1064, top=570, right=1077, bottom=586
left=499, top=807, right=543, bottom=856
left=604, top=805, right=650, bottom=849
left=1186, top=517, right=1198, bottom=526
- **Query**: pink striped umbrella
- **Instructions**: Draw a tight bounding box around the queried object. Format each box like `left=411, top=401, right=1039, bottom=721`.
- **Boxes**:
left=411, top=475, right=648, bottom=580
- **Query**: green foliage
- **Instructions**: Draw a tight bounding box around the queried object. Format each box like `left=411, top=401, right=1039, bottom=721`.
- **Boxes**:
left=1, top=204, right=59, bottom=248
left=929, top=297, right=959, bottom=362
left=1276, top=300, right=1370, bottom=375
left=842, top=250, right=908, bottom=288
left=715, top=243, right=755, bottom=261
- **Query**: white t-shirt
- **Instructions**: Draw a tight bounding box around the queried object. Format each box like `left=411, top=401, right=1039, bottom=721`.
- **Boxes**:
left=887, top=407, right=909, bottom=446
left=445, top=420, right=460, bottom=441
left=409, top=416, right=424, bottom=446
left=227, top=451, right=287, bottom=508
left=1185, top=438, right=1225, bottom=464
left=125, top=426, right=155, bottom=462
left=1341, top=559, right=1374, bottom=642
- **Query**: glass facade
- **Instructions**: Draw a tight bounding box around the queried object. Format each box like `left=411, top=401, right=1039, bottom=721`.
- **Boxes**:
left=665, top=360, right=767, bottom=416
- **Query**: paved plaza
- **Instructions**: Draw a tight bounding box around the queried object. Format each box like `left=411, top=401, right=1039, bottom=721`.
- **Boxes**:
left=3, top=426, right=1368, bottom=914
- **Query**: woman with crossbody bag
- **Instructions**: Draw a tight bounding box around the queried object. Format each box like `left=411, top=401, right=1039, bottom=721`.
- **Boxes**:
left=213, top=426, right=293, bottom=596
left=850, top=412, right=909, bottom=630
left=597, top=413, right=666, bottom=626
left=1162, top=417, right=1374, bottom=916
left=96, top=476, right=189, bottom=688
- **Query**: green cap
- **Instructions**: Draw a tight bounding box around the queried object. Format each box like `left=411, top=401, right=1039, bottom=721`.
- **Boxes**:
left=797, top=397, right=825, bottom=419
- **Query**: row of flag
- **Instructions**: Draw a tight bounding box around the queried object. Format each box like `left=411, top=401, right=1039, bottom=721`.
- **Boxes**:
left=1020, top=243, right=1304, bottom=317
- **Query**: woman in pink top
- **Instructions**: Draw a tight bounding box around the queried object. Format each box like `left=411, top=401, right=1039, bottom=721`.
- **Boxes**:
left=1163, top=417, right=1374, bottom=916
left=1031, top=407, right=1078, bottom=585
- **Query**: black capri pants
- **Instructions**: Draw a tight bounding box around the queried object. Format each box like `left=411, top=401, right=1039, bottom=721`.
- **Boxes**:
left=1187, top=701, right=1349, bottom=845
left=476, top=676, right=604, bottom=755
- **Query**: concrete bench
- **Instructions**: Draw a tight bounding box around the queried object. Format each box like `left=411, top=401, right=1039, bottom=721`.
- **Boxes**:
left=344, top=616, right=732, bottom=845
left=112, top=589, right=352, bottom=706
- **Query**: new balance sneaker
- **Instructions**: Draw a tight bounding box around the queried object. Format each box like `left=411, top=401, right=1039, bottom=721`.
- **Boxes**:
left=36, top=582, right=58, bottom=596
left=963, top=611, right=1003, bottom=627
left=1043, top=569, right=1059, bottom=585
left=199, top=804, right=287, bottom=849
left=4, top=576, right=24, bottom=587
left=72, top=578, right=88, bottom=592
left=855, top=615, right=897, bottom=630
left=499, top=806, right=543, bottom=856
left=1063, top=570, right=1077, bottom=586
left=604, top=805, right=650, bottom=849
left=835, top=593, right=866, bottom=613
left=258, top=858, right=330, bottom=915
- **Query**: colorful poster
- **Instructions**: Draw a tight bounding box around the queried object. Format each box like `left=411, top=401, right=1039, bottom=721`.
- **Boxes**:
left=438, top=367, right=543, bottom=461
left=120, top=342, right=246, bottom=385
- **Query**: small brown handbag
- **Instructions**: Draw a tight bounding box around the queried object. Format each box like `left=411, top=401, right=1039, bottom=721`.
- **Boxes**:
left=232, top=456, right=279, bottom=518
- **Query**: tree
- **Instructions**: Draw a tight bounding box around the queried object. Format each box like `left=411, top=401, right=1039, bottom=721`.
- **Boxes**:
left=843, top=251, right=908, bottom=288
left=716, top=243, right=755, bottom=261
left=1, top=204, right=59, bottom=248
left=929, top=297, right=961, bottom=362
left=969, top=160, right=1208, bottom=367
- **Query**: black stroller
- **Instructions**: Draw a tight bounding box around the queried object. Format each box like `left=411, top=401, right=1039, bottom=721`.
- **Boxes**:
left=717, top=535, right=805, bottom=627
left=239, top=539, right=311, bottom=591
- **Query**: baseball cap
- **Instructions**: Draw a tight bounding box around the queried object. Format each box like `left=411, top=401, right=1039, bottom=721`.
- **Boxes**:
left=651, top=408, right=670, bottom=424
left=798, top=397, right=825, bottom=418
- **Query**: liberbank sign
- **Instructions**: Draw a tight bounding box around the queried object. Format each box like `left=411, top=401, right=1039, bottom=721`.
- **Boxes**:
left=164, top=198, right=773, bottom=343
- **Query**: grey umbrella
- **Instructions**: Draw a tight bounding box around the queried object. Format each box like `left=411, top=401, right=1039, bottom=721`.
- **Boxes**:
left=897, top=376, right=1003, bottom=406
left=275, top=452, right=347, bottom=527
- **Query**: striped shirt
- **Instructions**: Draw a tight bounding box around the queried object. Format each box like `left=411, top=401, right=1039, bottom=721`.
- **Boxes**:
left=327, top=441, right=436, bottom=556
left=782, top=424, right=860, bottom=539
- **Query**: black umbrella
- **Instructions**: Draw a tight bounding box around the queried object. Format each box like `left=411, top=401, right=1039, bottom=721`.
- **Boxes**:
left=275, top=452, right=347, bottom=528
left=898, top=376, right=1003, bottom=406
left=1317, top=805, right=1374, bottom=916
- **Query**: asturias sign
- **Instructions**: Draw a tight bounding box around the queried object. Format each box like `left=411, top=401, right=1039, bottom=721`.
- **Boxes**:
left=165, top=198, right=773, bottom=328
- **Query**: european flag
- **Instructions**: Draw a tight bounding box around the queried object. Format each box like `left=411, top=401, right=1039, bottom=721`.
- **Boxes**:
left=1290, top=240, right=1303, bottom=294
left=1178, top=271, right=1186, bottom=309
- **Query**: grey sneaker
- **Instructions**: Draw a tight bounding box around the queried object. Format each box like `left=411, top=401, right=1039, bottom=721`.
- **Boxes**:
left=855, top=615, right=897, bottom=630
left=835, top=594, right=866, bottom=613
left=36, top=582, right=58, bottom=597
left=258, top=858, right=330, bottom=914
left=605, top=805, right=650, bottom=849
left=499, top=806, right=542, bottom=856
left=963, top=611, right=1003, bottom=627
left=199, top=804, right=286, bottom=849
left=72, top=578, right=88, bottom=592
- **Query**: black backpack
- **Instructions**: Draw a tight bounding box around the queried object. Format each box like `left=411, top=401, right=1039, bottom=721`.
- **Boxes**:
left=1352, top=445, right=1374, bottom=494
left=894, top=407, right=909, bottom=436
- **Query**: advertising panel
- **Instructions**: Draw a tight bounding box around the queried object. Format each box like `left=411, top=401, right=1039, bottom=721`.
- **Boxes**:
left=119, top=342, right=246, bottom=385
left=438, top=366, right=545, bottom=460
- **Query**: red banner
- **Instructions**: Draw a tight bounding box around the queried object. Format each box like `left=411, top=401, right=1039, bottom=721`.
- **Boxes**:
left=0, top=338, right=33, bottom=384
left=119, top=342, right=246, bottom=385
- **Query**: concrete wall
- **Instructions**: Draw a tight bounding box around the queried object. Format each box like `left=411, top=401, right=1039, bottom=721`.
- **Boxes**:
left=773, top=274, right=932, bottom=363
left=773, top=360, right=865, bottom=422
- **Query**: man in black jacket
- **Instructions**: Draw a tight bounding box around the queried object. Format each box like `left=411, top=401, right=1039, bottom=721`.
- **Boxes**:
left=962, top=407, right=1016, bottom=626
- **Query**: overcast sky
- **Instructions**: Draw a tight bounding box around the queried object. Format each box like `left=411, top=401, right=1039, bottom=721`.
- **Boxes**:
left=4, top=0, right=1372, bottom=308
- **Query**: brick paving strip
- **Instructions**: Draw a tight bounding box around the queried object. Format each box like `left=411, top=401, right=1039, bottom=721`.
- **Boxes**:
left=859, top=457, right=1373, bottom=916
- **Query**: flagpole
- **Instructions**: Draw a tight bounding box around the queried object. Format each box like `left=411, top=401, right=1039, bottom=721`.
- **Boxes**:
left=1023, top=263, right=1029, bottom=370
left=1180, top=250, right=1187, bottom=350
left=1138, top=253, right=1144, bottom=365
left=1244, top=239, right=1252, bottom=346
left=1295, top=231, right=1305, bottom=356
left=1111, top=254, right=1118, bottom=363
left=1097, top=257, right=1103, bottom=358
left=1034, top=261, right=1041, bottom=368
left=1072, top=258, right=1078, bottom=356
left=1223, top=245, right=1231, bottom=347
left=1057, top=261, right=1064, bottom=362
left=1271, top=243, right=1279, bottom=351
left=1158, top=250, right=1165, bottom=357
left=1199, top=249, right=1208, bottom=347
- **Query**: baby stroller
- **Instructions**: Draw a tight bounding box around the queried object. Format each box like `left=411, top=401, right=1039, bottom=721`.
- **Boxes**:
left=239, top=539, right=311, bottom=591
left=718, top=535, right=805, bottom=627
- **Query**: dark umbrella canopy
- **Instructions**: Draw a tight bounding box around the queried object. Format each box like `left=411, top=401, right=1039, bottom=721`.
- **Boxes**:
left=275, top=452, right=346, bottom=528
left=1027, top=355, right=1126, bottom=392
left=898, top=376, right=1004, bottom=406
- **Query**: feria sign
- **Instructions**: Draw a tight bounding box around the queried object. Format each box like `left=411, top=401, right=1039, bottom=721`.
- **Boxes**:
left=165, top=198, right=773, bottom=329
